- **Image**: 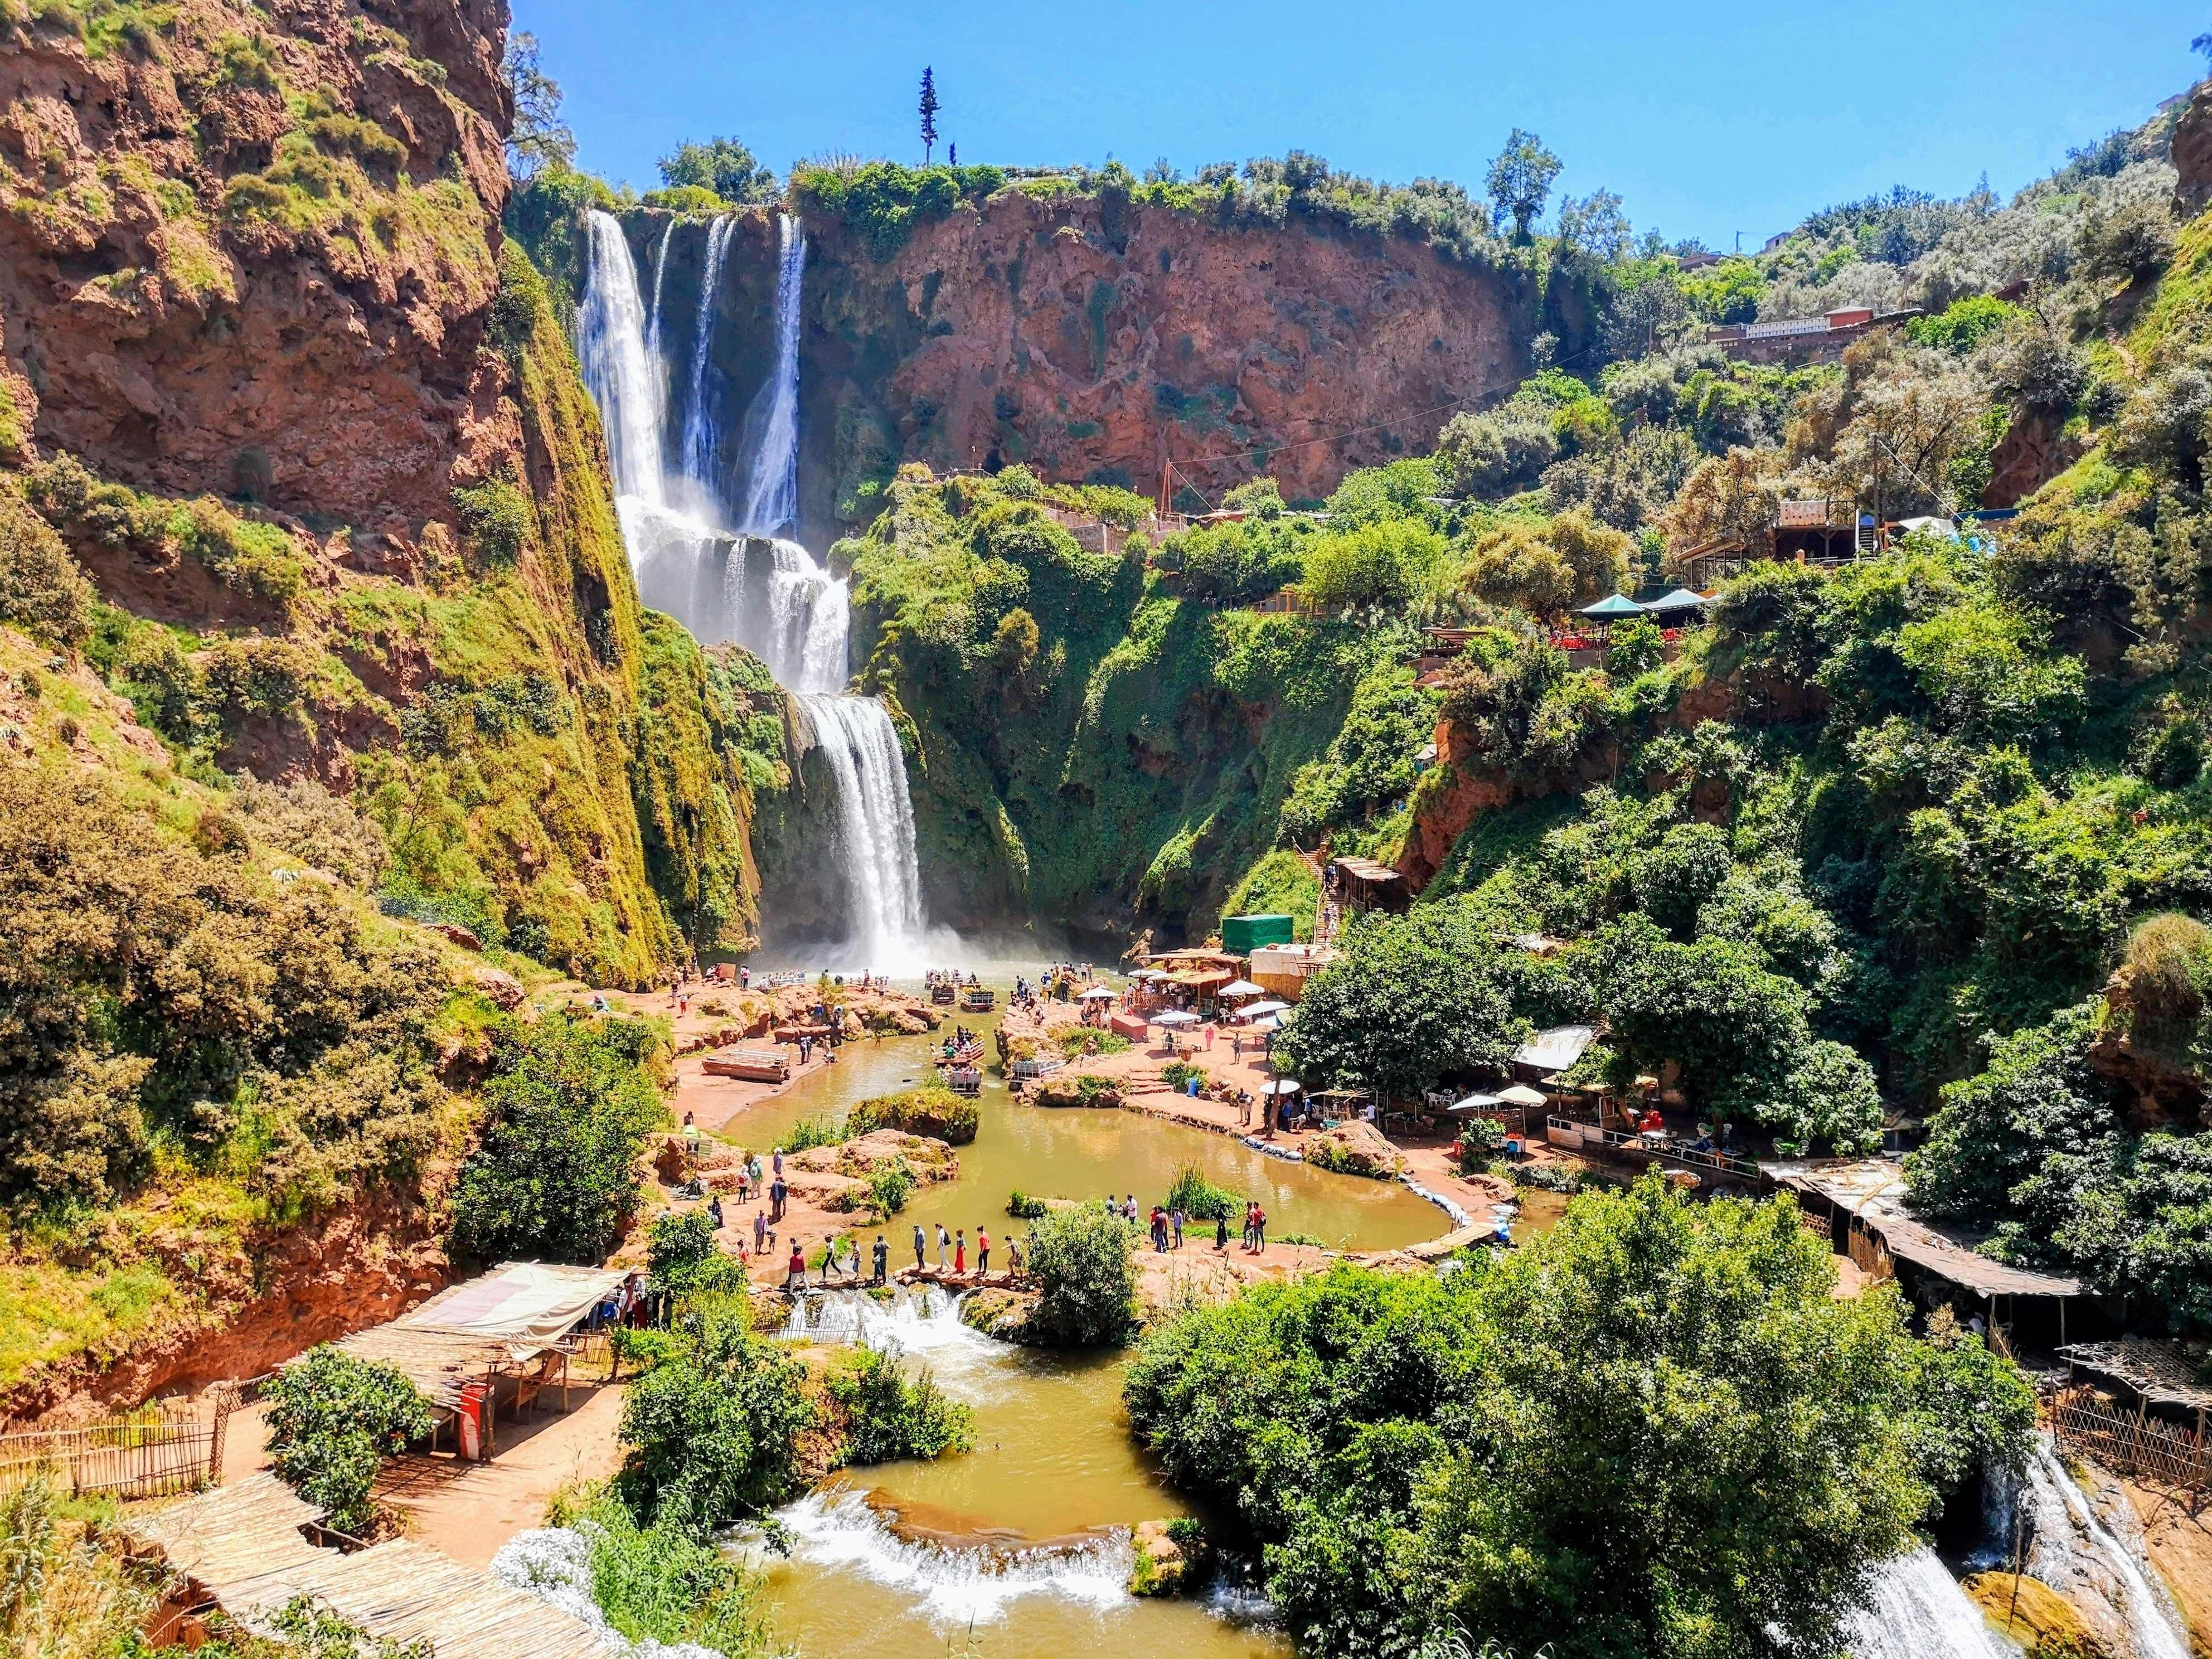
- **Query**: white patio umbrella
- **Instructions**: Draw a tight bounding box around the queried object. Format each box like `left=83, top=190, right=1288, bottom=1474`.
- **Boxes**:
left=1447, top=1091, right=1505, bottom=1113
left=1246, top=1014, right=1283, bottom=1032
left=1238, top=999, right=1290, bottom=1018
left=1218, top=979, right=1265, bottom=998
left=1153, top=1010, right=1201, bottom=1027
left=1498, top=1084, right=1549, bottom=1108
left=1078, top=986, right=1117, bottom=1000
left=1260, top=1079, right=1302, bottom=1097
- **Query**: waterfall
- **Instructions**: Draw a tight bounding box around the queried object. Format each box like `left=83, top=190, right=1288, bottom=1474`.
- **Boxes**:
left=736, top=212, right=807, bottom=537
left=793, top=693, right=926, bottom=969
left=680, top=214, right=738, bottom=492
left=578, top=211, right=665, bottom=505
left=1847, top=1549, right=2012, bottom=1659
left=574, top=205, right=931, bottom=968
left=2000, top=1438, right=2192, bottom=1659
left=778, top=1284, right=971, bottom=1350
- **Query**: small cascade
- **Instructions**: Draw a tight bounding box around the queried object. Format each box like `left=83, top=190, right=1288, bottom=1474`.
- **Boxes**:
left=777, top=1284, right=971, bottom=1351
left=770, top=1489, right=1134, bottom=1628
left=491, top=1525, right=722, bottom=1658
left=578, top=211, right=666, bottom=505
left=793, top=692, right=926, bottom=969
left=680, top=214, right=738, bottom=492
left=1996, top=1437, right=2193, bottom=1659
left=643, top=217, right=675, bottom=362
left=736, top=212, right=807, bottom=537
left=739, top=536, right=848, bottom=695
left=1847, top=1548, right=2014, bottom=1659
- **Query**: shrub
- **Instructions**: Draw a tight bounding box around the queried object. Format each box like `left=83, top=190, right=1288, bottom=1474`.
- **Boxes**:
left=263, top=1345, right=434, bottom=1534
left=0, top=486, right=94, bottom=646
left=615, top=1299, right=816, bottom=1533
left=1006, top=1189, right=1049, bottom=1219
left=1302, top=519, right=1447, bottom=612
left=1023, top=1201, right=1138, bottom=1346
left=1163, top=1163, right=1240, bottom=1221
left=1161, top=1061, right=1209, bottom=1092
left=867, top=1156, right=916, bottom=1217
left=826, top=1347, right=976, bottom=1464
left=448, top=1015, right=664, bottom=1264
left=646, top=1210, right=743, bottom=1298
left=232, top=775, right=389, bottom=889
left=843, top=1085, right=978, bottom=1145
left=452, top=479, right=532, bottom=567
left=774, top=1113, right=844, bottom=1153
left=540, top=1487, right=773, bottom=1657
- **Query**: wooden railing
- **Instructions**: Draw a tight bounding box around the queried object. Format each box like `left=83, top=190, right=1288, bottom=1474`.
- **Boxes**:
left=0, top=1396, right=233, bottom=1499
left=2051, top=1386, right=2210, bottom=1500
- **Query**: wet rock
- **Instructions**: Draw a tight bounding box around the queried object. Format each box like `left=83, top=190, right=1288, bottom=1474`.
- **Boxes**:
left=956, top=1286, right=1038, bottom=1340
left=1303, top=1119, right=1406, bottom=1178
left=1034, top=1076, right=1120, bottom=1110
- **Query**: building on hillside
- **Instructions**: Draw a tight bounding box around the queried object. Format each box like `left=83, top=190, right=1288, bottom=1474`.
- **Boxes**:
left=1249, top=942, right=1338, bottom=1002
left=1705, top=305, right=1922, bottom=366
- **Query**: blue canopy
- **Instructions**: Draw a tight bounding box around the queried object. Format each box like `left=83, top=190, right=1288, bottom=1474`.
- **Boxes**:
left=1577, top=593, right=1648, bottom=620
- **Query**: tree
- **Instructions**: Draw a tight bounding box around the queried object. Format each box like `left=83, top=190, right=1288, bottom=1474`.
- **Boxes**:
left=264, top=1346, right=434, bottom=1534
left=1485, top=128, right=1561, bottom=244
left=502, top=32, right=575, bottom=181
left=919, top=66, right=940, bottom=164
left=947, top=140, right=957, bottom=167
left=1023, top=1201, right=1137, bottom=1345
left=1460, top=510, right=1630, bottom=620
left=1125, top=1174, right=2033, bottom=1659
left=1276, top=903, right=1530, bottom=1098
left=656, top=137, right=777, bottom=204
left=1301, top=519, right=1447, bottom=611
left=448, top=1014, right=664, bottom=1264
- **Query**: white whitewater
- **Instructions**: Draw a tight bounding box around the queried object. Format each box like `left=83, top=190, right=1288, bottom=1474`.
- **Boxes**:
left=680, top=213, right=738, bottom=492
left=575, top=205, right=929, bottom=971
left=2010, top=1438, right=2192, bottom=1659
left=736, top=213, right=808, bottom=537
left=777, top=1284, right=974, bottom=1353
left=579, top=211, right=666, bottom=506
left=1847, top=1548, right=2012, bottom=1659
left=490, top=1524, right=721, bottom=1659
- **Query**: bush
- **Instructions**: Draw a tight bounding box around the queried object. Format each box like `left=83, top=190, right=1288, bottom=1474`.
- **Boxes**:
left=541, top=1487, right=775, bottom=1658
left=1005, top=1189, right=1049, bottom=1219
left=616, top=1298, right=816, bottom=1534
left=867, top=1156, right=917, bottom=1217
left=263, top=1345, right=434, bottom=1534
left=775, top=1114, right=844, bottom=1153
left=452, top=479, right=532, bottom=567
left=1124, top=1173, right=2034, bottom=1658
left=449, top=1015, right=664, bottom=1265
left=843, top=1085, right=978, bottom=1144
left=825, top=1347, right=976, bottom=1465
left=1302, top=519, right=1447, bottom=612
left=1161, top=1061, right=1209, bottom=1092
left=1023, top=1201, right=1138, bottom=1346
left=1163, top=1163, right=1240, bottom=1221
left=0, top=486, right=94, bottom=646
left=646, top=1210, right=743, bottom=1298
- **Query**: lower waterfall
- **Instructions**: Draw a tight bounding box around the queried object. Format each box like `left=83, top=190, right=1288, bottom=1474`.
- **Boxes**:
left=792, top=692, right=926, bottom=973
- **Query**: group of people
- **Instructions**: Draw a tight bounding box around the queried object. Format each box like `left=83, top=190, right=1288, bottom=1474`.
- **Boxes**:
left=774, top=1220, right=1029, bottom=1292
left=1112, top=1191, right=1269, bottom=1254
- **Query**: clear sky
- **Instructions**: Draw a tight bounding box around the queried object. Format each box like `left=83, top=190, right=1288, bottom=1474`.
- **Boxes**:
left=515, top=0, right=2203, bottom=249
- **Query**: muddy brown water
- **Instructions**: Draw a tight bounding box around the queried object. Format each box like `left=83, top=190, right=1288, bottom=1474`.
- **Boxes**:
left=717, top=988, right=1540, bottom=1657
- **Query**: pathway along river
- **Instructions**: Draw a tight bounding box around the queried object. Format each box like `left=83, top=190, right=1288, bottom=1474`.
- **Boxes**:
left=717, top=996, right=1449, bottom=1657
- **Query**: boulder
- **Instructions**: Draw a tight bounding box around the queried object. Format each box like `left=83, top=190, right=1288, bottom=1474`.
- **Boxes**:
left=1129, top=1519, right=1206, bottom=1597
left=471, top=967, right=526, bottom=1010
left=1303, top=1119, right=1405, bottom=1178
left=1034, top=1076, right=1120, bottom=1110
left=2176, top=80, right=2212, bottom=219
left=426, top=920, right=483, bottom=951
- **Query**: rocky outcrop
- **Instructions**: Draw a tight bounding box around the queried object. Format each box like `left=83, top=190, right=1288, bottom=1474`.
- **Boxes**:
left=2089, top=966, right=2208, bottom=1131
left=616, top=193, right=1530, bottom=546
left=1302, top=1119, right=1406, bottom=1178
left=0, top=0, right=513, bottom=539
left=2174, top=80, right=2212, bottom=219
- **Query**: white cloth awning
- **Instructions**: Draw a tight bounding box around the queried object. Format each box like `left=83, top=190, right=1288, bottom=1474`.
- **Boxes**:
left=1078, top=986, right=1117, bottom=999
left=1218, top=979, right=1265, bottom=998
left=1448, top=1092, right=1505, bottom=1112
left=1153, top=1010, right=1201, bottom=1026
left=393, top=1262, right=625, bottom=1359
left=1238, top=1000, right=1290, bottom=1017
left=1512, top=1023, right=1599, bottom=1074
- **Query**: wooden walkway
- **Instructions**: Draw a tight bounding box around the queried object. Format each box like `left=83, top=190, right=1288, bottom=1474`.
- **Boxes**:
left=130, top=1473, right=611, bottom=1658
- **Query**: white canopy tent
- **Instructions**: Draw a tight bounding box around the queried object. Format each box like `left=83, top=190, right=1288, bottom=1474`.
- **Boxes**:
left=1238, top=999, right=1291, bottom=1018
left=1078, top=986, right=1117, bottom=1000
left=1153, top=1010, right=1201, bottom=1027
left=1217, top=979, right=1265, bottom=998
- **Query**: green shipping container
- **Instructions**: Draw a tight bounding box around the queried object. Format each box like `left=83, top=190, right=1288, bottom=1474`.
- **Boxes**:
left=1222, top=913, right=1295, bottom=953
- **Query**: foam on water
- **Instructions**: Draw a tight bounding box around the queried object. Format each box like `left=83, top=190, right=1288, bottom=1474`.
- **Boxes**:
left=489, top=1524, right=721, bottom=1659
left=1846, top=1547, right=2013, bottom=1659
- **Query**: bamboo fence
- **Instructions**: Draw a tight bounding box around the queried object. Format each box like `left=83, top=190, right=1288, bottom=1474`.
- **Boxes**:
left=2052, top=1385, right=2210, bottom=1502
left=0, top=1395, right=230, bottom=1499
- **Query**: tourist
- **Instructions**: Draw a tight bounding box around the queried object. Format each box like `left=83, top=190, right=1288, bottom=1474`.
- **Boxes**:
left=1232, top=1030, right=1242, bottom=1059
left=754, top=1209, right=768, bottom=1254
left=1238, top=1091, right=1251, bottom=1129
left=748, top=1151, right=763, bottom=1187
left=739, top=965, right=750, bottom=990
left=1171, top=1206, right=1185, bottom=1249
left=707, top=1195, right=724, bottom=1231
left=937, top=1223, right=951, bottom=1269
left=1006, top=1234, right=1024, bottom=1277
left=1150, top=1206, right=1167, bottom=1252
left=977, top=1226, right=991, bottom=1275
left=1205, top=1021, right=1215, bottom=1051
left=783, top=1241, right=805, bottom=1292
left=1124, top=1193, right=1138, bottom=1223
left=773, top=1148, right=784, bottom=1178
left=1253, top=1204, right=1268, bottom=1253
left=954, top=1230, right=967, bottom=1275
left=770, top=1175, right=787, bottom=1222
left=1215, top=1209, right=1229, bottom=1252
left=913, top=1221, right=927, bottom=1270
left=1240, top=1201, right=1257, bottom=1250
left=682, top=1110, right=701, bottom=1158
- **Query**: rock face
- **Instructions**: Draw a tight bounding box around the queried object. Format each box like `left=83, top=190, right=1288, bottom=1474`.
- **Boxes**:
left=0, top=0, right=515, bottom=539
left=617, top=194, right=1530, bottom=546
left=2174, top=80, right=2212, bottom=219
left=1303, top=1118, right=1405, bottom=1178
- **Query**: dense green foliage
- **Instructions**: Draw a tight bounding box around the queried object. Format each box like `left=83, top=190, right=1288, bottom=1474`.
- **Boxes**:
left=1126, top=1175, right=2033, bottom=1659
left=824, top=1346, right=976, bottom=1464
left=544, top=1488, right=774, bottom=1659
left=448, top=1014, right=664, bottom=1265
left=263, top=1345, right=435, bottom=1534
left=1021, top=1200, right=1138, bottom=1345
left=842, top=1085, right=979, bottom=1144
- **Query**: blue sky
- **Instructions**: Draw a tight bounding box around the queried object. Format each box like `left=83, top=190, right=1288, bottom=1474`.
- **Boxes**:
left=516, top=1, right=2203, bottom=249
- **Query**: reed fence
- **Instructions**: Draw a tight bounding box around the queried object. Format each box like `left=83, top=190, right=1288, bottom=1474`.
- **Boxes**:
left=0, top=1395, right=232, bottom=1500
left=2051, top=1385, right=2210, bottom=1501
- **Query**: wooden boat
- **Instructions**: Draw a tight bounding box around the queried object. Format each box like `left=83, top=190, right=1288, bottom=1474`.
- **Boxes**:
left=959, top=986, right=996, bottom=1012
left=702, top=1047, right=791, bottom=1083
left=930, top=982, right=957, bottom=1005
left=938, top=1036, right=984, bottom=1067
left=945, top=1065, right=982, bottom=1096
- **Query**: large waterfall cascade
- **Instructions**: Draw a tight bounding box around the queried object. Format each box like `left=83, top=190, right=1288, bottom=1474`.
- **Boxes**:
left=579, top=207, right=926, bottom=967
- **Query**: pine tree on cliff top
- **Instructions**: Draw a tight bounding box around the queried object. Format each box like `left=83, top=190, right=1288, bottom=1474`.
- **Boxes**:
left=920, top=67, right=940, bottom=163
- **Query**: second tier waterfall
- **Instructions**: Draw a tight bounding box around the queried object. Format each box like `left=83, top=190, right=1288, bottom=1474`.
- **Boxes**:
left=580, top=207, right=929, bottom=968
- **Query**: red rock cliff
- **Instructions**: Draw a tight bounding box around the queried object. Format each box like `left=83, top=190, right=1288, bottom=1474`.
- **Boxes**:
left=0, top=0, right=515, bottom=539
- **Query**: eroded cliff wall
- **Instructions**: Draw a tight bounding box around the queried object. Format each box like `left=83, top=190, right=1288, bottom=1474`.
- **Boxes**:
left=619, top=192, right=1533, bottom=548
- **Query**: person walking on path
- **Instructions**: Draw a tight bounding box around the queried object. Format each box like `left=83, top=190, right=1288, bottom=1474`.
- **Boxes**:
left=1215, top=1210, right=1229, bottom=1251
left=872, top=1234, right=889, bottom=1285
left=1205, top=1022, right=1215, bottom=1051
left=753, top=1209, right=767, bottom=1255
left=783, top=1241, right=805, bottom=1292
left=936, top=1223, right=951, bottom=1269
left=773, top=1149, right=784, bottom=1179
left=770, top=1175, right=787, bottom=1223
left=913, top=1221, right=927, bottom=1271
left=1253, top=1204, right=1268, bottom=1253
left=1007, top=1233, right=1024, bottom=1278
left=954, top=1230, right=967, bottom=1276
left=1171, top=1207, right=1185, bottom=1249
left=977, top=1226, right=991, bottom=1275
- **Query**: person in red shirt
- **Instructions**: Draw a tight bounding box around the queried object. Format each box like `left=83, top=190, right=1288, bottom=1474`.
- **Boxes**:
left=1638, top=1106, right=1665, bottom=1134
left=977, top=1227, right=991, bottom=1275
left=784, top=1241, right=805, bottom=1291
